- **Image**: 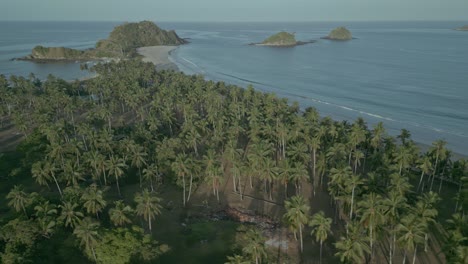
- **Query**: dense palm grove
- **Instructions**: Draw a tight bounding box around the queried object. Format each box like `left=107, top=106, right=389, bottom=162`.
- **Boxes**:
left=0, top=60, right=467, bottom=263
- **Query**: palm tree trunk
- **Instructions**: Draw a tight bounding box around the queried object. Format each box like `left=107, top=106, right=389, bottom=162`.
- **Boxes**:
left=148, top=215, right=152, bottom=232
left=417, top=171, right=425, bottom=192
left=320, top=240, right=323, bottom=264
left=299, top=224, right=303, bottom=252
left=91, top=246, right=97, bottom=262
left=232, top=173, right=237, bottom=192
left=412, top=248, right=417, bottom=264
left=182, top=175, right=186, bottom=207
left=187, top=173, right=193, bottom=202
left=52, top=175, right=63, bottom=197
left=349, top=187, right=355, bottom=220
left=438, top=176, right=443, bottom=194
left=424, top=233, right=428, bottom=252
left=116, top=177, right=121, bottom=196
left=403, top=250, right=407, bottom=264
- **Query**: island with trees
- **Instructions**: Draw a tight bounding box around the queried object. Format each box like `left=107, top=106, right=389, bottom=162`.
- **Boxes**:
left=455, top=25, right=468, bottom=31
left=322, top=27, right=353, bottom=41
left=18, top=21, right=186, bottom=62
left=250, top=31, right=314, bottom=47
left=0, top=60, right=467, bottom=263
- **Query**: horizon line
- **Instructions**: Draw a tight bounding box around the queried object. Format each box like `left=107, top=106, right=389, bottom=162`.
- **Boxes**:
left=1, top=19, right=468, bottom=23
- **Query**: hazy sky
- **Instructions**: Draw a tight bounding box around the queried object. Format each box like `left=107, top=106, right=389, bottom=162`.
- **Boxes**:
left=2, top=0, right=467, bottom=22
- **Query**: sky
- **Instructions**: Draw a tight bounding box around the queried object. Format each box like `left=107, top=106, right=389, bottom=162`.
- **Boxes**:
left=2, top=0, right=468, bottom=22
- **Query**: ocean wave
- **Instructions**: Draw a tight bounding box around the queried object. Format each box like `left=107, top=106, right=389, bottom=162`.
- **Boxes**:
left=179, top=57, right=205, bottom=74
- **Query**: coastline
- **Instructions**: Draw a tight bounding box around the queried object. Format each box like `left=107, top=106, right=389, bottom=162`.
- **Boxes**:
left=137, top=46, right=179, bottom=71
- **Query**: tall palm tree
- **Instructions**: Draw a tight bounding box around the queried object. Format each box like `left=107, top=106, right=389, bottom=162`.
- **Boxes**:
left=347, top=174, right=364, bottom=221
left=284, top=195, right=310, bottom=252
left=335, top=221, right=370, bottom=263
left=397, top=215, right=426, bottom=264
left=382, top=190, right=408, bottom=264
left=109, top=200, right=133, bottom=227
left=172, top=153, right=189, bottom=206
left=81, top=184, right=107, bottom=219
left=417, top=155, right=432, bottom=192
left=242, top=229, right=267, bottom=264
left=309, top=211, right=332, bottom=264
left=73, top=217, right=100, bottom=262
left=106, top=155, right=127, bottom=196
left=6, top=185, right=31, bottom=217
left=134, top=189, right=162, bottom=232
left=59, top=201, right=84, bottom=229
left=357, top=193, right=385, bottom=259
left=225, top=254, right=249, bottom=264
left=31, top=160, right=62, bottom=196
left=429, top=139, right=447, bottom=190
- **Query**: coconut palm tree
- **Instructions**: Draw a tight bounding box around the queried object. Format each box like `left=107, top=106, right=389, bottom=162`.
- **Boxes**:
left=417, top=155, right=432, bottom=192
left=309, top=211, right=333, bottom=264
left=335, top=221, right=370, bottom=263
left=59, top=201, right=84, bottom=229
left=134, top=189, right=162, bottom=232
left=242, top=229, right=267, bottom=264
left=357, top=193, right=385, bottom=259
left=81, top=184, right=107, bottom=219
left=109, top=200, right=133, bottom=227
left=73, top=217, right=100, bottom=262
left=31, top=160, right=62, bottom=197
left=106, top=155, right=127, bottom=196
left=382, top=190, right=408, bottom=263
left=6, top=185, right=31, bottom=217
left=347, top=174, right=365, bottom=221
left=171, top=153, right=189, bottom=206
left=225, top=254, right=250, bottom=264
left=284, top=195, right=310, bottom=252
left=397, top=215, right=426, bottom=264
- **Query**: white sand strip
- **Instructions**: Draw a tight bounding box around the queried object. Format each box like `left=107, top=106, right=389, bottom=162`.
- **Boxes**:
left=137, top=46, right=178, bottom=66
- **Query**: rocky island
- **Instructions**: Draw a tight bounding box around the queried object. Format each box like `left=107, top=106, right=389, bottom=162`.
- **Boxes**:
left=321, top=27, right=353, bottom=41
left=18, top=21, right=187, bottom=62
left=455, top=25, right=468, bottom=31
left=250, top=31, right=314, bottom=47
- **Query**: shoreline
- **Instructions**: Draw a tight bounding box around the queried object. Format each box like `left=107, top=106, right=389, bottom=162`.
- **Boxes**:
left=137, top=46, right=180, bottom=71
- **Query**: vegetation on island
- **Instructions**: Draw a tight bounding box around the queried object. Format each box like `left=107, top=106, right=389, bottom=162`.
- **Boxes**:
left=0, top=60, right=467, bottom=263
left=261, top=32, right=297, bottom=46
left=20, top=21, right=186, bottom=61
left=323, top=27, right=353, bottom=41
left=455, top=25, right=468, bottom=31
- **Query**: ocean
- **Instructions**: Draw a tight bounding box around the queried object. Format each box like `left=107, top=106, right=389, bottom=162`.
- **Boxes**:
left=0, top=21, right=467, bottom=155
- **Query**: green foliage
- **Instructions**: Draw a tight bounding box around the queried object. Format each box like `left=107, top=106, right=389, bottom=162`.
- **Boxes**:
left=93, top=226, right=169, bottom=264
left=327, top=27, right=352, bottom=40
left=261, top=32, right=297, bottom=46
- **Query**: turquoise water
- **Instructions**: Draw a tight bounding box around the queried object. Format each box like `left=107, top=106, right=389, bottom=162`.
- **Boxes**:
left=0, top=21, right=467, bottom=155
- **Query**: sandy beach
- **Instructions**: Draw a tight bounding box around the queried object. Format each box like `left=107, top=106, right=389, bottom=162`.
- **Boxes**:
left=137, top=46, right=179, bottom=71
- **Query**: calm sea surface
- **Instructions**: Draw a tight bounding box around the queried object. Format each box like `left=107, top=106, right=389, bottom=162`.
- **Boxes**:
left=1, top=21, right=467, bottom=155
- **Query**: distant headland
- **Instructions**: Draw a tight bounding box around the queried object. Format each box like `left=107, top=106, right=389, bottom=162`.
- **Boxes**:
left=16, top=21, right=187, bottom=62
left=249, top=32, right=314, bottom=47
left=321, top=27, right=353, bottom=41
left=455, top=25, right=468, bottom=31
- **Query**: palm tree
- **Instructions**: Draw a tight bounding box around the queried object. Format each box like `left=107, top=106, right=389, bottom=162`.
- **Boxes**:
left=171, top=153, right=189, bottom=206
left=134, top=189, right=162, bottom=232
left=429, top=139, right=447, bottom=190
left=109, top=200, right=133, bottom=226
left=142, top=164, right=159, bottom=192
left=81, top=184, right=107, bottom=219
left=106, top=155, right=127, bottom=196
left=225, top=254, right=249, bottom=264
left=130, top=143, right=148, bottom=188
left=242, top=229, right=267, bottom=264
left=284, top=195, right=310, bottom=252
left=357, top=193, right=385, bottom=260
left=347, top=174, right=364, bottom=221
left=397, top=215, right=426, bottom=264
left=382, top=190, right=408, bottom=264
left=59, top=201, right=84, bottom=228
left=73, top=217, right=100, bottom=262
left=417, top=155, right=432, bottom=192
left=309, top=211, right=332, bottom=264
left=31, top=160, right=62, bottom=197
left=335, top=221, right=370, bottom=263
left=6, top=185, right=31, bottom=217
